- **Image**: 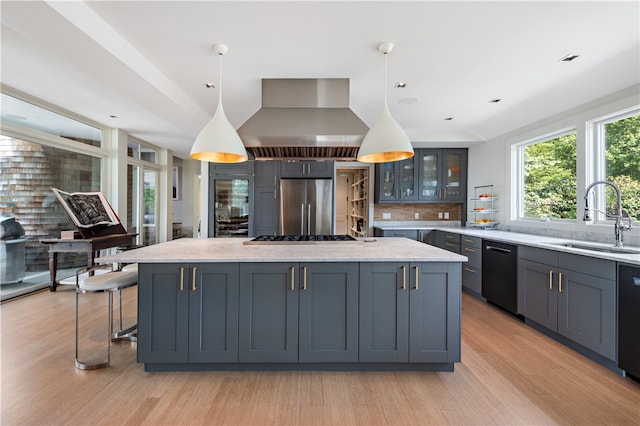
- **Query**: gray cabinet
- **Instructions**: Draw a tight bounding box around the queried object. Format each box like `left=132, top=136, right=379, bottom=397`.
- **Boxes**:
left=209, top=161, right=254, bottom=175
left=239, top=262, right=358, bottom=363
left=435, top=230, right=461, bottom=254
left=138, top=263, right=239, bottom=364
left=252, top=161, right=280, bottom=237
left=376, top=157, right=418, bottom=202
left=518, top=246, right=616, bottom=360
left=359, top=262, right=461, bottom=363
left=461, top=235, right=482, bottom=296
left=373, top=228, right=419, bottom=240
left=299, top=263, right=359, bottom=362
left=280, top=160, right=333, bottom=178
left=417, top=149, right=467, bottom=203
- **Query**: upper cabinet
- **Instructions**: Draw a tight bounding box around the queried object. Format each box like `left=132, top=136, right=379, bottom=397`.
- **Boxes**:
left=376, top=157, right=419, bottom=202
left=280, top=161, right=334, bottom=178
left=417, top=149, right=467, bottom=203
left=375, top=149, right=467, bottom=203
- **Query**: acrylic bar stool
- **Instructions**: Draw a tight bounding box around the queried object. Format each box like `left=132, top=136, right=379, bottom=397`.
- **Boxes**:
left=75, top=263, right=138, bottom=370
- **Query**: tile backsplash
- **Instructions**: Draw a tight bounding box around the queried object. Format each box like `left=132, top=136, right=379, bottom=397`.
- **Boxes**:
left=374, top=203, right=462, bottom=222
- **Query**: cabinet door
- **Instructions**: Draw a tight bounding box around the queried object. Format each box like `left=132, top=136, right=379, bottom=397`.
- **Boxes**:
left=418, top=149, right=441, bottom=201
left=138, top=263, right=190, bottom=363
left=376, top=157, right=418, bottom=202
left=409, top=262, right=461, bottom=363
left=298, top=263, right=359, bottom=362
left=280, top=161, right=333, bottom=178
left=188, top=264, right=239, bottom=363
left=441, top=149, right=466, bottom=202
left=239, top=263, right=299, bottom=362
left=359, top=262, right=409, bottom=362
left=557, top=269, right=616, bottom=360
left=517, top=259, right=557, bottom=329
left=252, top=186, right=279, bottom=237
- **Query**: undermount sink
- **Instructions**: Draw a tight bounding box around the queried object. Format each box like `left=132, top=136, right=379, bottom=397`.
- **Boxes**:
left=545, top=242, right=640, bottom=255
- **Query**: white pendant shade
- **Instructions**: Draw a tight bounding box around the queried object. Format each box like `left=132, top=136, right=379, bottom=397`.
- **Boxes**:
left=357, top=42, right=414, bottom=163
left=357, top=103, right=414, bottom=163
left=190, top=44, right=248, bottom=163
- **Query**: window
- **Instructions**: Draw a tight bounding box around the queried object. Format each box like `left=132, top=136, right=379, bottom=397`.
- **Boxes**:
left=127, top=138, right=161, bottom=246
left=518, top=130, right=577, bottom=220
left=592, top=110, right=640, bottom=222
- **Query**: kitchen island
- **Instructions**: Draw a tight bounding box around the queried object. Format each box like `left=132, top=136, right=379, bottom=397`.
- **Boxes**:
left=99, top=237, right=466, bottom=372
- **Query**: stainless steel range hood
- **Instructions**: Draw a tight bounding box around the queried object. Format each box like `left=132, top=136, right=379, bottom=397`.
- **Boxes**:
left=237, top=79, right=368, bottom=160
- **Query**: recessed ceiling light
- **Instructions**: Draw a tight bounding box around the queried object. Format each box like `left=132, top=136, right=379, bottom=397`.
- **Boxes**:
left=394, top=82, right=407, bottom=88
left=444, top=117, right=453, bottom=121
left=559, top=54, right=579, bottom=62
left=109, top=115, right=118, bottom=119
left=488, top=98, right=502, bottom=103
left=205, top=83, right=215, bottom=88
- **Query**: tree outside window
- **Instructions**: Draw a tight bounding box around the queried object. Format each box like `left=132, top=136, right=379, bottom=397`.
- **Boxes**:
left=523, top=132, right=577, bottom=220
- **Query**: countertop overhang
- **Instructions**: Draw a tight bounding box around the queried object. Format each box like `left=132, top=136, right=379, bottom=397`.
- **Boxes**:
left=98, top=237, right=467, bottom=264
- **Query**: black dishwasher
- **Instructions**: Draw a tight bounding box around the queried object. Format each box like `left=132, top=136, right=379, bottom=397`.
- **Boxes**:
left=618, top=264, right=640, bottom=380
left=482, top=240, right=518, bottom=315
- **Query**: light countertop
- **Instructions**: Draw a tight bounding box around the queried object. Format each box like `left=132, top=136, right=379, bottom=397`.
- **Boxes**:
left=98, top=237, right=468, bottom=264
left=374, top=225, right=640, bottom=265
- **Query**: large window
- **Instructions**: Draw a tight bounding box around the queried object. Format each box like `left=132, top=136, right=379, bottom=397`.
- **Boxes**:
left=519, top=130, right=577, bottom=220
left=593, top=110, right=640, bottom=222
left=127, top=138, right=161, bottom=247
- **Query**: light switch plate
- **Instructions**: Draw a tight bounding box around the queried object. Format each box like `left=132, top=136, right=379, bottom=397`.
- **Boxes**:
left=444, top=212, right=450, bottom=219
left=414, top=213, right=419, bottom=219
left=438, top=212, right=443, bottom=219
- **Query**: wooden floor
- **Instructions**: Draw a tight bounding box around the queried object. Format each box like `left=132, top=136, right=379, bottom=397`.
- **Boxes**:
left=1, top=286, right=638, bottom=425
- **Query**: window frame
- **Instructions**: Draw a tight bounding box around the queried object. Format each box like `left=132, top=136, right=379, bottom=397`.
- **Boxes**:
left=514, top=127, right=577, bottom=222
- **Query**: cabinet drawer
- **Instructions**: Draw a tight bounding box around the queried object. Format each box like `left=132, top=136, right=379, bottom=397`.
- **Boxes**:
left=462, top=265, right=482, bottom=294
left=442, top=241, right=461, bottom=254
left=376, top=229, right=419, bottom=240
left=461, top=235, right=482, bottom=248
left=559, top=252, right=616, bottom=280
left=442, top=232, right=461, bottom=243
left=462, top=245, right=481, bottom=268
left=519, top=245, right=558, bottom=265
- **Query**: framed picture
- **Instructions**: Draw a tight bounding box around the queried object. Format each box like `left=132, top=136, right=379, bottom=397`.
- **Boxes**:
left=172, top=165, right=181, bottom=200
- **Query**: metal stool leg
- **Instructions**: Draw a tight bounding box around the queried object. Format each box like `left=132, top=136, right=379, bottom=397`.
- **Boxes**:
left=75, top=288, right=110, bottom=370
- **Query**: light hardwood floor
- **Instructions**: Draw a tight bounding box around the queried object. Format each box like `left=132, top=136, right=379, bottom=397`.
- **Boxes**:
left=1, top=285, right=638, bottom=425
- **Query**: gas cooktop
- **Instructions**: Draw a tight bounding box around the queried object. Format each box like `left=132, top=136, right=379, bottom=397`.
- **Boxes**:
left=244, top=235, right=357, bottom=244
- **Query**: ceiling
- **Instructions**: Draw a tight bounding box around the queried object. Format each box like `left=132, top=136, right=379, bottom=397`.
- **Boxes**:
left=1, top=1, right=638, bottom=159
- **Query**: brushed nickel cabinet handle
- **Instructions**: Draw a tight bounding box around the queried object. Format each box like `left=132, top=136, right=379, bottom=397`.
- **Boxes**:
left=290, top=266, right=295, bottom=290
left=464, top=266, right=475, bottom=273
left=401, top=266, right=406, bottom=290
left=303, top=266, right=307, bottom=290
left=192, top=267, right=197, bottom=291
left=180, top=267, right=185, bottom=291
left=558, top=272, right=563, bottom=293
left=548, top=270, right=553, bottom=290
left=414, top=266, right=419, bottom=290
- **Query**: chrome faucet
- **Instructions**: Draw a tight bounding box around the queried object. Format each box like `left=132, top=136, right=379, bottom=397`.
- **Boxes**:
left=583, top=180, right=632, bottom=247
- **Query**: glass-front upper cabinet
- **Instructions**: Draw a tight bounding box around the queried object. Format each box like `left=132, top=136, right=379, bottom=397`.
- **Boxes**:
left=418, top=149, right=467, bottom=202
left=377, top=157, right=419, bottom=202
left=211, top=178, right=251, bottom=237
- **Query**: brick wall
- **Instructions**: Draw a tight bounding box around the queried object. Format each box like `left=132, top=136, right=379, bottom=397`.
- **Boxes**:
left=373, top=203, right=462, bottom=221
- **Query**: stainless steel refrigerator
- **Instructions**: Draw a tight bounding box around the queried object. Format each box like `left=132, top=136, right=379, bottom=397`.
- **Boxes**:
left=280, top=179, right=332, bottom=235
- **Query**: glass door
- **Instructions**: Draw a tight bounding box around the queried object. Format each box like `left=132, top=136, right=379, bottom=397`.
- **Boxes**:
left=419, top=150, right=440, bottom=201
left=213, top=178, right=250, bottom=237
left=442, top=150, right=466, bottom=202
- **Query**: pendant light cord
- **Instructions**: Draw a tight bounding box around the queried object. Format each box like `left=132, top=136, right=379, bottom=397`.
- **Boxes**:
left=218, top=51, right=223, bottom=105
left=383, top=51, right=389, bottom=107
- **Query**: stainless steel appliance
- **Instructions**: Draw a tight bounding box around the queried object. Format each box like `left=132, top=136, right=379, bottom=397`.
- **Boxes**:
left=211, top=178, right=250, bottom=237
left=618, top=264, right=640, bottom=380
left=244, top=234, right=355, bottom=245
left=280, top=179, right=332, bottom=235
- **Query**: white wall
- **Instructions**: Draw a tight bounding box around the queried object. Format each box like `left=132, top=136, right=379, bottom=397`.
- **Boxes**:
left=468, top=84, right=640, bottom=245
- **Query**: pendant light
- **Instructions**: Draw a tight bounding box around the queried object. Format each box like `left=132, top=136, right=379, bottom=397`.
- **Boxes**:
left=357, top=42, right=414, bottom=163
left=190, top=43, right=248, bottom=163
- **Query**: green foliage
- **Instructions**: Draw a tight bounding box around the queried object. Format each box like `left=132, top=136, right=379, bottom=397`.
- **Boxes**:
left=524, top=113, right=639, bottom=222
left=524, top=133, right=577, bottom=219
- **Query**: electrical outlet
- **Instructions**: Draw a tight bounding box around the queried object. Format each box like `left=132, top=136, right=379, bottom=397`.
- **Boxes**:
left=444, top=212, right=450, bottom=220
left=438, top=212, right=443, bottom=219
left=382, top=213, right=391, bottom=219
left=414, top=212, right=420, bottom=219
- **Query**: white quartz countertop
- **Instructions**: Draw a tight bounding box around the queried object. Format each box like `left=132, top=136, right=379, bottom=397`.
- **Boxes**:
left=98, top=237, right=468, bottom=264
left=375, top=225, right=640, bottom=265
